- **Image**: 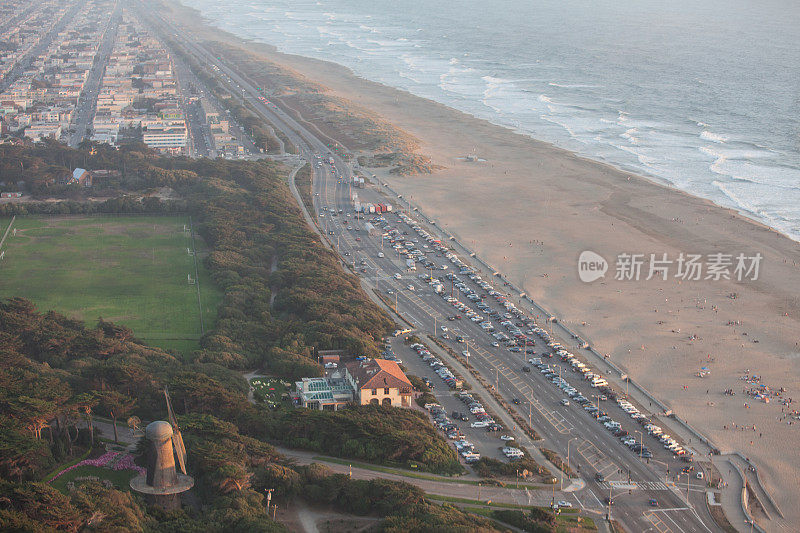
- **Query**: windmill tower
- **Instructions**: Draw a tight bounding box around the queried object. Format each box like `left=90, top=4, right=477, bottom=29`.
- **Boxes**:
left=129, top=387, right=194, bottom=510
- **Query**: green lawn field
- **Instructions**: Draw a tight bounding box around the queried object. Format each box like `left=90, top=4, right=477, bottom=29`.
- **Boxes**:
left=0, top=216, right=221, bottom=355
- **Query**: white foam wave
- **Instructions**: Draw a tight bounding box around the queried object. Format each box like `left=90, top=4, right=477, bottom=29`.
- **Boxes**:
left=620, top=128, right=640, bottom=145
left=548, top=82, right=600, bottom=88
left=700, top=130, right=728, bottom=143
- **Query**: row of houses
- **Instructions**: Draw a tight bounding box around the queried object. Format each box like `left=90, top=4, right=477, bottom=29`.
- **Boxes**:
left=0, top=1, right=190, bottom=154
left=86, top=12, right=187, bottom=153
left=90, top=13, right=187, bottom=153
left=0, top=0, right=113, bottom=142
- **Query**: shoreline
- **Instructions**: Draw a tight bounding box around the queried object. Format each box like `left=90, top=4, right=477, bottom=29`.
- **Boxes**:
left=162, top=0, right=800, bottom=525
left=175, top=2, right=798, bottom=245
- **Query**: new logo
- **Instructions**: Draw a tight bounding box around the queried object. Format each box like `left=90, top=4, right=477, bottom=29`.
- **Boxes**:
left=578, top=250, right=608, bottom=283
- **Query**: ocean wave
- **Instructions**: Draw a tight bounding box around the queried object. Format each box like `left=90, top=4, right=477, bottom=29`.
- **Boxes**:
left=712, top=180, right=766, bottom=218
left=613, top=143, right=658, bottom=169
left=548, top=82, right=601, bottom=88
left=620, top=128, right=640, bottom=145
left=700, top=130, right=728, bottom=143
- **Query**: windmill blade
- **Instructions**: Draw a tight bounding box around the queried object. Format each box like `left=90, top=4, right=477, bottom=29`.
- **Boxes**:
left=172, top=431, right=187, bottom=475
left=163, top=386, right=179, bottom=430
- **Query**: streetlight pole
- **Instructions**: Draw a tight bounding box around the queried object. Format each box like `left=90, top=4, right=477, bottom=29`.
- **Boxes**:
left=567, top=437, right=577, bottom=479
left=635, top=430, right=643, bottom=461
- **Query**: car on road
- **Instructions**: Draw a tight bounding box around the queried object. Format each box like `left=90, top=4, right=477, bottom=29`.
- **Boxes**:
left=440, top=326, right=448, bottom=332
left=557, top=501, right=572, bottom=508
left=649, top=499, right=659, bottom=507
left=462, top=350, right=471, bottom=357
left=560, top=398, right=570, bottom=406
left=407, top=285, right=415, bottom=291
left=491, top=341, right=500, bottom=347
left=604, top=497, right=615, bottom=506
left=512, top=398, right=521, bottom=405
left=500, top=435, right=515, bottom=441
left=394, top=273, right=402, bottom=279
left=595, top=473, right=605, bottom=482
left=522, top=366, right=531, bottom=372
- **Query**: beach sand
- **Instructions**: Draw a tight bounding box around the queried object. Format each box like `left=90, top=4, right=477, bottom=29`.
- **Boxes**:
left=163, top=2, right=800, bottom=523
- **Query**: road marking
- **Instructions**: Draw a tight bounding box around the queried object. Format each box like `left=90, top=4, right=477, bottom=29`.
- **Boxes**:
left=644, top=511, right=673, bottom=533
left=587, top=488, right=604, bottom=508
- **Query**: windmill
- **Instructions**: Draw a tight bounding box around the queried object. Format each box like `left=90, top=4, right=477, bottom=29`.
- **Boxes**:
left=129, top=386, right=194, bottom=510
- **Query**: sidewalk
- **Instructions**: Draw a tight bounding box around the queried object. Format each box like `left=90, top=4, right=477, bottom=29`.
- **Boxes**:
left=712, top=455, right=759, bottom=533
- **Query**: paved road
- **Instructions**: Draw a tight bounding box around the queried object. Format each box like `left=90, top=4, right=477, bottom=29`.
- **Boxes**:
left=277, top=447, right=590, bottom=511
left=67, top=3, right=120, bottom=147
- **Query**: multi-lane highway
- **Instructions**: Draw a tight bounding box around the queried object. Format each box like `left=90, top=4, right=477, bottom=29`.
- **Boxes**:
left=67, top=3, right=120, bottom=148
left=139, top=5, right=725, bottom=531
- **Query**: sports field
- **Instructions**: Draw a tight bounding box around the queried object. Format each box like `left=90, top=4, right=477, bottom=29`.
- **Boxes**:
left=0, top=216, right=221, bottom=355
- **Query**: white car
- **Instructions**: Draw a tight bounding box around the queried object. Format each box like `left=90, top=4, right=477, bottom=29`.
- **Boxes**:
left=441, top=326, right=448, bottom=332
left=470, top=421, right=489, bottom=428
left=500, top=435, right=515, bottom=441
left=556, top=501, right=573, bottom=508
left=462, top=350, right=471, bottom=358
left=394, top=273, right=402, bottom=279
left=407, top=285, right=415, bottom=291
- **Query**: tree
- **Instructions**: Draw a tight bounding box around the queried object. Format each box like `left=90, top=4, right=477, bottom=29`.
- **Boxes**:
left=73, top=392, right=99, bottom=447
left=95, top=391, right=136, bottom=444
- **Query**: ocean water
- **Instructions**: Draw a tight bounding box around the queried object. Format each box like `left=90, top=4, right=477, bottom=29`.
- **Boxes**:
left=181, top=0, right=800, bottom=241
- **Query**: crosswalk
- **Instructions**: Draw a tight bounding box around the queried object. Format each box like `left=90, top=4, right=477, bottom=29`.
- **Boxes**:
left=600, top=480, right=670, bottom=491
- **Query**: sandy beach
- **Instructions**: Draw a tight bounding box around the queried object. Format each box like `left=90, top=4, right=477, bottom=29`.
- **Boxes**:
left=163, top=1, right=800, bottom=523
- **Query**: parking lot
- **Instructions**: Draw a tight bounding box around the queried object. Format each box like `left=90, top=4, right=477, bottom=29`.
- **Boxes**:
left=386, top=336, right=525, bottom=465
